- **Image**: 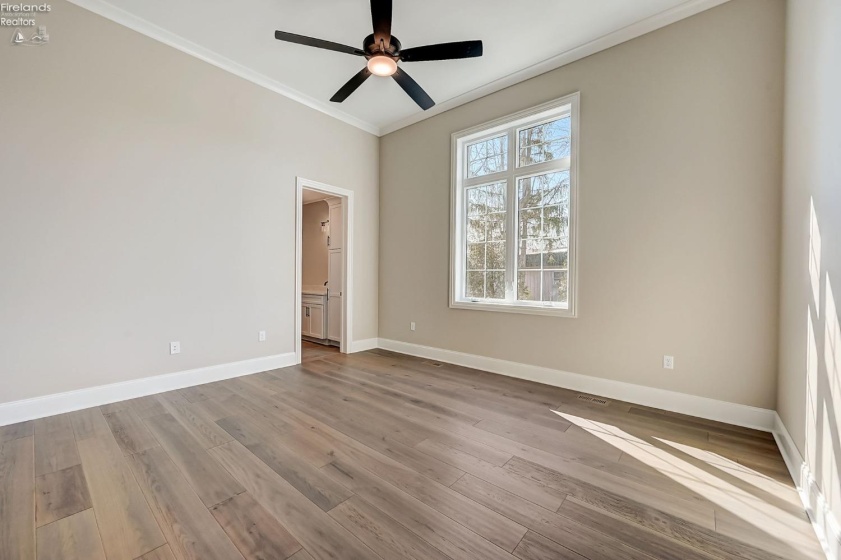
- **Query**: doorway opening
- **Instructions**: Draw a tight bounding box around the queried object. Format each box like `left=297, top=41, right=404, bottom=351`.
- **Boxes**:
left=295, top=178, right=353, bottom=364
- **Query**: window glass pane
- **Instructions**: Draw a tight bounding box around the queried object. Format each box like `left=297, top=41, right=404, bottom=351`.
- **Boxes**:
left=542, top=270, right=568, bottom=302
left=543, top=246, right=568, bottom=268
left=467, top=243, right=485, bottom=270
left=518, top=116, right=571, bottom=167
left=516, top=171, right=570, bottom=305
left=467, top=188, right=486, bottom=217
left=486, top=241, right=506, bottom=269
left=464, top=182, right=507, bottom=300
left=467, top=135, right=508, bottom=178
left=467, top=218, right=486, bottom=243
left=487, top=271, right=506, bottom=299
left=518, top=239, right=542, bottom=269
left=487, top=213, right=505, bottom=241
left=466, top=272, right=485, bottom=298
left=517, top=271, right=540, bottom=301
left=520, top=209, right=541, bottom=239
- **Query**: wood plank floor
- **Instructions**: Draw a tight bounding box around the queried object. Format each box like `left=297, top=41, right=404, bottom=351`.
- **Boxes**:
left=0, top=344, right=824, bottom=560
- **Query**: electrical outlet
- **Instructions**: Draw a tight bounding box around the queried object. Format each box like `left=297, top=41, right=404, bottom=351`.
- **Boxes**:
left=170, top=341, right=181, bottom=355
left=663, top=355, right=674, bottom=369
left=410, top=322, right=416, bottom=331
left=258, top=330, right=266, bottom=342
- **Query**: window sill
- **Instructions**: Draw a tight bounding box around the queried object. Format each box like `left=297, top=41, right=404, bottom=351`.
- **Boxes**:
left=450, top=300, right=577, bottom=318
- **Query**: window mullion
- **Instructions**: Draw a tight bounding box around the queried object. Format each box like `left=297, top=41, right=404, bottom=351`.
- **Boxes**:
left=464, top=171, right=508, bottom=189
left=506, top=177, right=516, bottom=303
left=515, top=158, right=570, bottom=178
left=505, top=128, right=517, bottom=303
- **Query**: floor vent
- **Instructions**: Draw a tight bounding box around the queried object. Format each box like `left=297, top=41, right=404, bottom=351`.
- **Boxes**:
left=577, top=394, right=610, bottom=406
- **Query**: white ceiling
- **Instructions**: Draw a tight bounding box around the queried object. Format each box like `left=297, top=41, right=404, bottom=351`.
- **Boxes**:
left=72, top=0, right=727, bottom=135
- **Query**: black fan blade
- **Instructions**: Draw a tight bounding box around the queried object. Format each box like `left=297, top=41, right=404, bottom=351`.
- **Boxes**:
left=330, top=68, right=372, bottom=103
left=370, top=0, right=392, bottom=49
left=400, top=40, right=483, bottom=62
left=274, top=30, right=365, bottom=56
left=392, top=68, right=435, bottom=110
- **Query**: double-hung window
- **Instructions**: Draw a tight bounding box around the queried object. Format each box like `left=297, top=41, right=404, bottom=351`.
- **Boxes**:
left=450, top=93, right=579, bottom=317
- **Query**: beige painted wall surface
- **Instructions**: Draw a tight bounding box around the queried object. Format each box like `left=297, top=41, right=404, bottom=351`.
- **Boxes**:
left=379, top=0, right=784, bottom=408
left=302, top=201, right=329, bottom=287
left=777, top=0, right=841, bottom=525
left=0, top=0, right=378, bottom=404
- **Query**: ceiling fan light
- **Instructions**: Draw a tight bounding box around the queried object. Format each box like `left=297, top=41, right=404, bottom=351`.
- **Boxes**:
left=367, top=56, right=397, bottom=77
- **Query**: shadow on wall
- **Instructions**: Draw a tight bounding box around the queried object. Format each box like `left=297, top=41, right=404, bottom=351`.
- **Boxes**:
left=804, top=197, right=841, bottom=556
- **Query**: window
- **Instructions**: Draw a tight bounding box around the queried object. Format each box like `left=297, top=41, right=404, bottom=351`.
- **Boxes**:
left=450, top=94, right=578, bottom=317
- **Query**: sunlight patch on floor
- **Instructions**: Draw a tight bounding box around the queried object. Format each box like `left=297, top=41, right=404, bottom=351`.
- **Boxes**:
left=555, top=410, right=810, bottom=547
left=655, top=438, right=802, bottom=508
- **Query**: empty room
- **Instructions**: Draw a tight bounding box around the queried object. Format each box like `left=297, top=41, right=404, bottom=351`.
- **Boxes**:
left=1, top=0, right=839, bottom=559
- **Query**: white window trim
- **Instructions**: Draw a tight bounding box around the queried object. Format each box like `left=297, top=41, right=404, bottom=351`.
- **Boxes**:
left=450, top=92, right=580, bottom=318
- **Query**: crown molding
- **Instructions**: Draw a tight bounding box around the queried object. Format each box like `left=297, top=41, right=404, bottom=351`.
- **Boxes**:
left=379, top=0, right=732, bottom=135
left=68, top=0, right=730, bottom=137
left=66, top=0, right=381, bottom=136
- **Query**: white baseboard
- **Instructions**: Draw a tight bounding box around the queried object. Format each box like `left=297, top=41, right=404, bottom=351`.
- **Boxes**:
left=0, top=352, right=297, bottom=427
left=350, top=338, right=380, bottom=353
left=377, top=339, right=776, bottom=432
left=774, top=413, right=839, bottom=560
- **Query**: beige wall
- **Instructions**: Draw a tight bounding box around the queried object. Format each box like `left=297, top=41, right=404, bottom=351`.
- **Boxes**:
left=302, top=201, right=329, bottom=287
left=379, top=0, right=785, bottom=408
left=777, top=0, right=841, bottom=527
left=0, top=0, right=378, bottom=404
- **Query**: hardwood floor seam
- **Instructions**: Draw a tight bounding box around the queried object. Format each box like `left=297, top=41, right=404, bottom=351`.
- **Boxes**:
left=110, top=418, right=172, bottom=560
left=448, top=472, right=467, bottom=488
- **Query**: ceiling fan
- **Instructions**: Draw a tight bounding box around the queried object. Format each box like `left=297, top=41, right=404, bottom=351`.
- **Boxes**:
left=274, top=0, right=483, bottom=111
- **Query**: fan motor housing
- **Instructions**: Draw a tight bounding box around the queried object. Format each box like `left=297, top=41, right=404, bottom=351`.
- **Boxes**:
left=364, top=33, right=401, bottom=58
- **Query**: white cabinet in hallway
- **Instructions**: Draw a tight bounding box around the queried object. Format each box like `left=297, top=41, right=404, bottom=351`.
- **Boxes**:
left=301, top=294, right=326, bottom=339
